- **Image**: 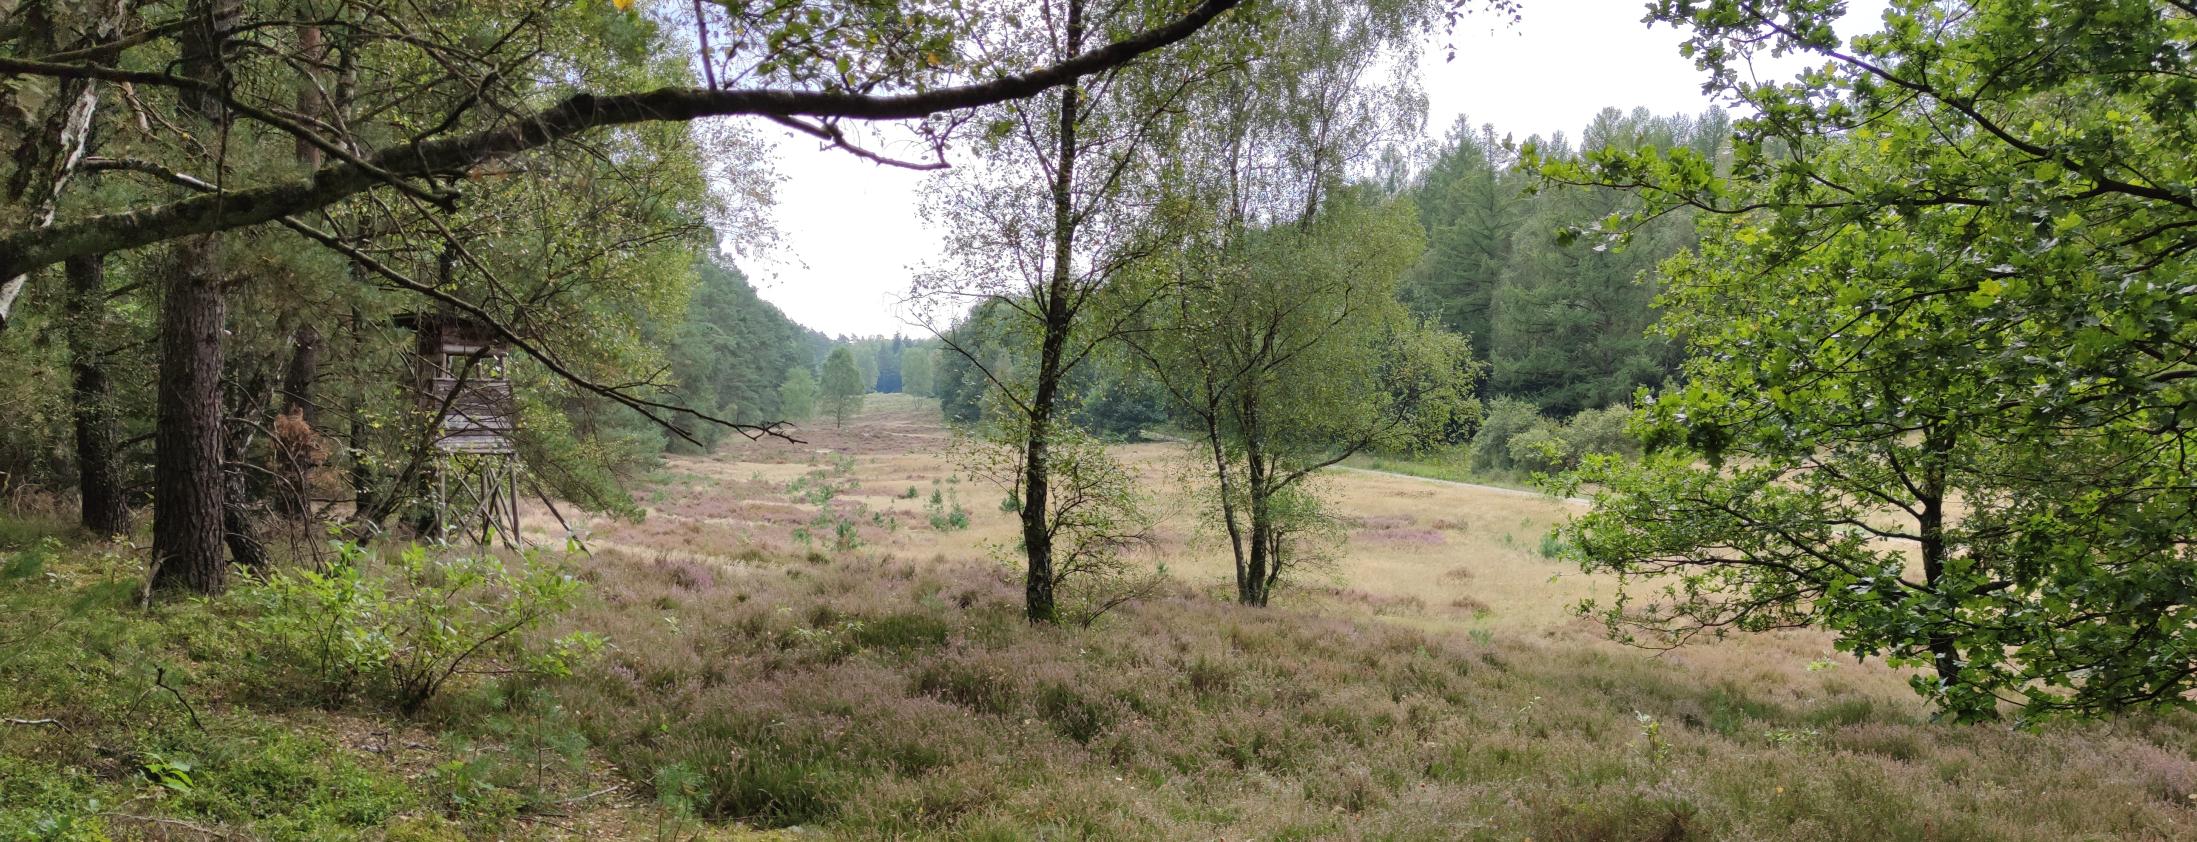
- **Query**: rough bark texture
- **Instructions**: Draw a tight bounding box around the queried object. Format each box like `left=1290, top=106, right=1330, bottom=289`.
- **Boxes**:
left=151, top=0, right=239, bottom=594
left=151, top=237, right=229, bottom=593
left=64, top=253, right=128, bottom=536
left=223, top=433, right=271, bottom=573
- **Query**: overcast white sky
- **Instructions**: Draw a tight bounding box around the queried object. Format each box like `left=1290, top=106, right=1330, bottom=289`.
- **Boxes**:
left=732, top=0, right=1879, bottom=338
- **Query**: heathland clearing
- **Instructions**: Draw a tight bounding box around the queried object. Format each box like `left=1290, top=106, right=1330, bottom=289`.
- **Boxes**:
left=485, top=395, right=2196, bottom=839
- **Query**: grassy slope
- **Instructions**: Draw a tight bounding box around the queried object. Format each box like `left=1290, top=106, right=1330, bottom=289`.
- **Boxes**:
left=3, top=397, right=2195, bottom=840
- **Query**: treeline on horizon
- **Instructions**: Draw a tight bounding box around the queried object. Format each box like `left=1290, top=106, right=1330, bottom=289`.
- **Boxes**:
left=729, top=103, right=1722, bottom=468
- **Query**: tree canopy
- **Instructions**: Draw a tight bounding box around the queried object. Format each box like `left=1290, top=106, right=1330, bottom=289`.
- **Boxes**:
left=1558, top=0, right=2197, bottom=721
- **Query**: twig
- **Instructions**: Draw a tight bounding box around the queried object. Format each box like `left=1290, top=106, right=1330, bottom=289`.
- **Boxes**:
left=100, top=812, right=234, bottom=840
left=155, top=666, right=204, bottom=731
left=553, top=784, right=622, bottom=805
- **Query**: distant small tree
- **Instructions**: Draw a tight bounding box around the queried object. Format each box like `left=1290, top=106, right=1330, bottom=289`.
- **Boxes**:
left=820, top=347, right=867, bottom=428
left=777, top=366, right=818, bottom=423
left=900, top=347, right=936, bottom=397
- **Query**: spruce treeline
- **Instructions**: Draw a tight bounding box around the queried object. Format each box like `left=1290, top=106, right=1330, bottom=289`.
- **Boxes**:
left=1402, top=107, right=1729, bottom=418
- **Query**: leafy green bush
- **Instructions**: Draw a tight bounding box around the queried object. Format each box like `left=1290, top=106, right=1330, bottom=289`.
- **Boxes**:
left=1471, top=400, right=1640, bottom=476
left=1505, top=422, right=1571, bottom=475
left=1468, top=398, right=1548, bottom=473
left=1562, top=404, right=1640, bottom=461
left=243, top=542, right=602, bottom=715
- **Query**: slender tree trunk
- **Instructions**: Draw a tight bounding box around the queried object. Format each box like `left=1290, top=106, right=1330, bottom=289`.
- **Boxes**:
left=281, top=324, right=323, bottom=420
left=1238, top=392, right=1272, bottom=606
left=1915, top=425, right=1965, bottom=703
left=221, top=365, right=274, bottom=572
left=1019, top=0, right=1085, bottom=625
left=65, top=254, right=128, bottom=536
left=223, top=428, right=272, bottom=572
left=152, top=237, right=230, bottom=593
left=293, top=12, right=325, bottom=169
left=1203, top=403, right=1249, bottom=596
left=343, top=303, right=383, bottom=535
left=275, top=324, right=323, bottom=518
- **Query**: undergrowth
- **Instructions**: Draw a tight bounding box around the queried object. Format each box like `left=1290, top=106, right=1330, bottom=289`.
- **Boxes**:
left=4, top=514, right=2196, bottom=840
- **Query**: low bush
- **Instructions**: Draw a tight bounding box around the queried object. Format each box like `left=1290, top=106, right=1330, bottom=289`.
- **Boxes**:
left=241, top=542, right=602, bottom=715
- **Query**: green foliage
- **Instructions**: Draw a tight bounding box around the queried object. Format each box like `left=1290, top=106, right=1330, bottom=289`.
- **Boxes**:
left=899, top=346, right=938, bottom=397
left=955, top=423, right=1158, bottom=625
left=1136, top=192, right=1475, bottom=604
left=1471, top=399, right=1640, bottom=477
left=777, top=365, right=819, bottom=423
left=0, top=526, right=440, bottom=840
left=1561, top=0, right=2197, bottom=721
left=820, top=346, right=868, bottom=428
left=1379, top=326, right=1486, bottom=453
left=933, top=300, right=1170, bottom=440
left=242, top=542, right=602, bottom=716
left=1404, top=109, right=1722, bottom=415
left=664, top=259, right=832, bottom=448
left=1467, top=398, right=1548, bottom=474
left=925, top=479, right=971, bottom=532
left=786, top=456, right=891, bottom=552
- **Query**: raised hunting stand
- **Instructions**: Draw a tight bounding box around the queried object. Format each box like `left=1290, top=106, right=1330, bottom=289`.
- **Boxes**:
left=396, top=312, right=521, bottom=546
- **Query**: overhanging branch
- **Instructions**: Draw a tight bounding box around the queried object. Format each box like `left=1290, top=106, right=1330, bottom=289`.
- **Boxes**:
left=0, top=0, right=1246, bottom=283
left=82, top=155, right=796, bottom=447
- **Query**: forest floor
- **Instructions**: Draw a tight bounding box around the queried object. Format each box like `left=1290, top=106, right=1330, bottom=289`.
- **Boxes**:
left=5, top=394, right=2197, bottom=840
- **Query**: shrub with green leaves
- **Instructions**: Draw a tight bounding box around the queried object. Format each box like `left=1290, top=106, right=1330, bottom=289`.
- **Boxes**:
left=925, top=479, right=970, bottom=531
left=1468, top=398, right=1551, bottom=474
left=242, top=542, right=602, bottom=715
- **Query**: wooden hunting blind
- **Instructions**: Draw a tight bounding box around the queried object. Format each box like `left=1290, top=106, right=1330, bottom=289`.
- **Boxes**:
left=397, top=312, right=518, bottom=453
left=394, top=312, right=521, bottom=545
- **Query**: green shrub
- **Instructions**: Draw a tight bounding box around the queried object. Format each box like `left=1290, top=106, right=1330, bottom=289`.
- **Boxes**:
left=925, top=483, right=971, bottom=531
left=853, top=612, right=953, bottom=651
left=1505, top=421, right=1570, bottom=475
left=1563, top=403, right=1640, bottom=460
left=1468, top=398, right=1548, bottom=473
left=1471, top=400, right=1640, bottom=476
left=242, top=542, right=602, bottom=715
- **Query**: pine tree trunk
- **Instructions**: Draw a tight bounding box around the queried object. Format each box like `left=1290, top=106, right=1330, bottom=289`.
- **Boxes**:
left=65, top=254, right=128, bottom=536
left=151, top=237, right=230, bottom=593
left=275, top=324, right=323, bottom=518
left=281, top=324, right=322, bottom=422
left=151, top=0, right=242, bottom=593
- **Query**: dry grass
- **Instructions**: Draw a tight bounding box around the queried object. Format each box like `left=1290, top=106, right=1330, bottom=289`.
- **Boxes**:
left=504, top=395, right=2197, bottom=839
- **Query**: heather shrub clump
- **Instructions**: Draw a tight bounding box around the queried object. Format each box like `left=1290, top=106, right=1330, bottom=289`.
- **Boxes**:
left=531, top=545, right=2197, bottom=840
